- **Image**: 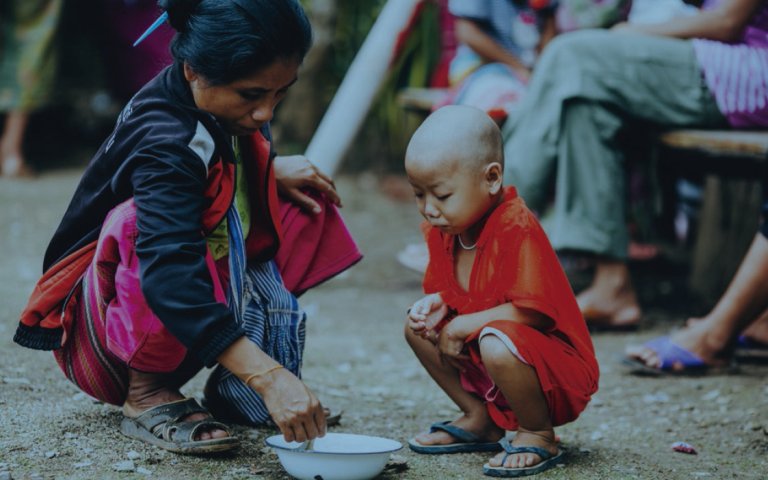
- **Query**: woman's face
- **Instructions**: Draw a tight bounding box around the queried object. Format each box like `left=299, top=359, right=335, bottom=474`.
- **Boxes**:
left=184, top=57, right=301, bottom=136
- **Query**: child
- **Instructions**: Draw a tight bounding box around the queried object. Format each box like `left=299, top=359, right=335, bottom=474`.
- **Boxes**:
left=404, top=105, right=599, bottom=477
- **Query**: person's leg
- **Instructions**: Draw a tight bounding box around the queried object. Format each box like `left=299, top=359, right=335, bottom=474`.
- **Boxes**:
left=0, top=110, right=32, bottom=177
left=628, top=233, right=768, bottom=369
left=479, top=335, right=558, bottom=469
left=404, top=325, right=504, bottom=445
left=505, top=30, right=726, bottom=326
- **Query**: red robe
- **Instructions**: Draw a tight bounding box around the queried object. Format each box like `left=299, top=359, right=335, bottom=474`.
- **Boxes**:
left=423, top=187, right=599, bottom=430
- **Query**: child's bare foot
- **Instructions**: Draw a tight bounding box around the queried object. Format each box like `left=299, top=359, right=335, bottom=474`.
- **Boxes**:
left=412, top=413, right=503, bottom=447
left=577, top=261, right=641, bottom=329
left=486, top=428, right=558, bottom=469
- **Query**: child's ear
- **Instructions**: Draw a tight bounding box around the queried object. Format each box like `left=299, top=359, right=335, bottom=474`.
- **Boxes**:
left=484, top=162, right=503, bottom=195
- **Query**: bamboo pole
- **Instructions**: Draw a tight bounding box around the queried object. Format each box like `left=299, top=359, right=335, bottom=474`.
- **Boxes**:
left=305, top=0, right=421, bottom=175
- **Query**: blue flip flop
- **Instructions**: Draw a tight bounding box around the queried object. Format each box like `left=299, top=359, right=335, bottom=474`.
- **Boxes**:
left=483, top=438, right=564, bottom=477
left=735, top=335, right=768, bottom=360
left=408, top=421, right=503, bottom=454
left=622, top=336, right=734, bottom=376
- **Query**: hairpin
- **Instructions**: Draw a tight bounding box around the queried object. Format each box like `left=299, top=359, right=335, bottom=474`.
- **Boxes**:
left=133, top=11, right=169, bottom=47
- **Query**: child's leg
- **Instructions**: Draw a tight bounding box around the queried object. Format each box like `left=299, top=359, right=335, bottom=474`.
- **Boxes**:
left=479, top=334, right=558, bottom=469
left=404, top=325, right=503, bottom=444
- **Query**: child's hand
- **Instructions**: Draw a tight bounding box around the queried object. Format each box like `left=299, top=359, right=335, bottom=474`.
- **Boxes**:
left=438, top=316, right=471, bottom=370
left=407, top=293, right=447, bottom=338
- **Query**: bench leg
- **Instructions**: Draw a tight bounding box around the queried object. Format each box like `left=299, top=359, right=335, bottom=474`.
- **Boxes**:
left=689, top=176, right=763, bottom=308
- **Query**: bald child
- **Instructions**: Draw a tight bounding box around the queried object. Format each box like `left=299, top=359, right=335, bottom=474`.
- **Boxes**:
left=404, top=105, right=598, bottom=478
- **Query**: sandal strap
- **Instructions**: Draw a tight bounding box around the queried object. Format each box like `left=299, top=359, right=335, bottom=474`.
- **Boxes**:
left=499, top=438, right=556, bottom=460
left=132, top=398, right=209, bottom=433
left=162, top=418, right=233, bottom=443
left=429, top=421, right=481, bottom=444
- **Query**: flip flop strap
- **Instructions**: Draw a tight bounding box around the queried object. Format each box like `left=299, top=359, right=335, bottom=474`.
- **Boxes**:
left=429, top=421, right=481, bottom=444
left=644, top=336, right=706, bottom=370
left=499, top=438, right=555, bottom=460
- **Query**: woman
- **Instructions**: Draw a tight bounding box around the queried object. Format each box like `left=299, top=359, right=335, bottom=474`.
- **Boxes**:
left=14, top=0, right=361, bottom=454
left=502, top=0, right=768, bottom=328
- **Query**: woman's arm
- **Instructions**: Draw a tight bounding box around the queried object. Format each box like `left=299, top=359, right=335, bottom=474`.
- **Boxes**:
left=217, top=336, right=326, bottom=442
left=274, top=154, right=341, bottom=213
left=455, top=18, right=531, bottom=80
left=614, top=0, right=763, bottom=41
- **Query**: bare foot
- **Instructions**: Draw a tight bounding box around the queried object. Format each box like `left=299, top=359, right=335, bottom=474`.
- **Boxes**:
left=577, top=261, right=641, bottom=329
left=124, top=370, right=229, bottom=441
left=1, top=155, right=34, bottom=178
left=578, top=288, right=641, bottom=329
left=412, top=414, right=503, bottom=447
left=487, top=428, right=558, bottom=470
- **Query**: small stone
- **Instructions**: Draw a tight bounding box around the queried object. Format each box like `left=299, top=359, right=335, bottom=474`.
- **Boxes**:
left=590, top=431, right=604, bottom=441
left=0, top=471, right=11, bottom=480
left=74, top=461, right=93, bottom=468
left=126, top=450, right=141, bottom=460
left=44, top=451, right=57, bottom=459
left=701, top=389, right=720, bottom=401
left=136, top=467, right=152, bottom=475
left=2, top=377, right=30, bottom=385
left=113, top=460, right=136, bottom=472
left=63, top=432, right=77, bottom=440
left=671, top=441, right=698, bottom=454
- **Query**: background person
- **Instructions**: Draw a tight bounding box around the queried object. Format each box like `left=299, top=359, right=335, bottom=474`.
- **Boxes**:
left=502, top=0, right=768, bottom=329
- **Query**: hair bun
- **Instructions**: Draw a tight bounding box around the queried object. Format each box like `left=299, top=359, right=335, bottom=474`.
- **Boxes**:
left=157, top=0, right=202, bottom=32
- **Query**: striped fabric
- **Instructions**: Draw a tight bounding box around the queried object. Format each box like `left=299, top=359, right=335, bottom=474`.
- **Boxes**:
left=226, top=202, right=247, bottom=326
left=53, top=271, right=129, bottom=406
left=206, top=260, right=306, bottom=425
left=692, top=0, right=768, bottom=127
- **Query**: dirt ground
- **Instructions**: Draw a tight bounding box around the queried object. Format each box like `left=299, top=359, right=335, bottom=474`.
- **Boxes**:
left=1, top=169, right=767, bottom=480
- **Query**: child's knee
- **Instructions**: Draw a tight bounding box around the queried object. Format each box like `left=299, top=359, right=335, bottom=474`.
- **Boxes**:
left=479, top=334, right=523, bottom=371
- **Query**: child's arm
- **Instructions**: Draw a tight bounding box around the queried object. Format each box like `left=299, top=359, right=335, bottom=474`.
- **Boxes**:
left=407, top=293, right=449, bottom=339
left=436, top=303, right=553, bottom=365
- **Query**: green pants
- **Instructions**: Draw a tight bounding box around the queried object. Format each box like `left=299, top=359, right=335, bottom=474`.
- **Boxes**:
left=502, top=29, right=726, bottom=259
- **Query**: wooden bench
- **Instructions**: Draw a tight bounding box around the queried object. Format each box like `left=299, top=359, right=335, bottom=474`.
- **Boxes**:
left=655, top=130, right=767, bottom=302
left=397, top=87, right=768, bottom=303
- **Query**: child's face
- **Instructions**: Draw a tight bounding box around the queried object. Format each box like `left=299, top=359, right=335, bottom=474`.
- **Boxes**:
left=407, top=159, right=500, bottom=236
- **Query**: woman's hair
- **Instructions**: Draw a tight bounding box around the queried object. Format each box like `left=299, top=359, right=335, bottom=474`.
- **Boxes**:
left=157, top=0, right=312, bottom=85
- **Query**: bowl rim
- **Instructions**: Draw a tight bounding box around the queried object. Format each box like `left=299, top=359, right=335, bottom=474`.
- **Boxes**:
left=265, top=433, right=403, bottom=456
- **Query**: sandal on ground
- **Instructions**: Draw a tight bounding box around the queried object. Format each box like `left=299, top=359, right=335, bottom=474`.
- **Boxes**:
left=622, top=336, right=737, bottom=377
left=408, top=421, right=503, bottom=454
left=120, top=398, right=240, bottom=454
left=483, top=438, right=564, bottom=478
left=735, top=335, right=768, bottom=361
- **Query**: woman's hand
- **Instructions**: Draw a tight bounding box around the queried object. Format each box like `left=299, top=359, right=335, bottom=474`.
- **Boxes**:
left=273, top=155, right=341, bottom=213
left=257, top=367, right=326, bottom=443
left=407, top=293, right=448, bottom=342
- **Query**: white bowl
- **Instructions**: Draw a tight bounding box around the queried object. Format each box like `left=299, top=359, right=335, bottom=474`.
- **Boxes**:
left=265, top=432, right=402, bottom=480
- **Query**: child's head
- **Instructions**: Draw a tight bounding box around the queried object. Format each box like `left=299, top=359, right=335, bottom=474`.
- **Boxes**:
left=405, top=105, right=504, bottom=236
